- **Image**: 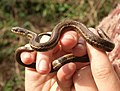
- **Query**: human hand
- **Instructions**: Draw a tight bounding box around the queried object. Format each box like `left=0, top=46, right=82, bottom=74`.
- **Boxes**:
left=73, top=28, right=120, bottom=91
left=20, top=28, right=120, bottom=91
left=21, top=30, right=88, bottom=91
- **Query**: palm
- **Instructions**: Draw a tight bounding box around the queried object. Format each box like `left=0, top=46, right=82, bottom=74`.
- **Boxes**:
left=25, top=69, right=59, bottom=91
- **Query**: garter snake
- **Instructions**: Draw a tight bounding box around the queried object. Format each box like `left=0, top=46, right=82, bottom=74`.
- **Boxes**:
left=11, top=20, right=115, bottom=72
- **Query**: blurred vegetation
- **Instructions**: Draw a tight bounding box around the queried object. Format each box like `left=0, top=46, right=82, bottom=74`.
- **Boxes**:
left=0, top=0, right=119, bottom=91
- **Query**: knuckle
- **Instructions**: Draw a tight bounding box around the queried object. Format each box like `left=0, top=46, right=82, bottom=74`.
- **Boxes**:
left=93, top=65, right=112, bottom=79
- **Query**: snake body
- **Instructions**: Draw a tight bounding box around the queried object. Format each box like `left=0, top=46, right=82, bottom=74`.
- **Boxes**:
left=11, top=20, right=115, bottom=72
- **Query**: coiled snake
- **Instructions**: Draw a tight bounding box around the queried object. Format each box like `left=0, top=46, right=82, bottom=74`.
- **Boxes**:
left=11, top=20, right=115, bottom=72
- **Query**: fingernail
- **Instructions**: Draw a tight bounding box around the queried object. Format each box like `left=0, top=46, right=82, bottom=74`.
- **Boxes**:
left=64, top=34, right=73, bottom=39
left=21, top=52, right=31, bottom=59
left=64, top=34, right=77, bottom=42
left=39, top=60, right=49, bottom=72
left=21, top=52, right=31, bottom=64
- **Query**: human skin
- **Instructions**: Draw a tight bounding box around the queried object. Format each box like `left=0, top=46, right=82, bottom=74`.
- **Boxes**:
left=21, top=28, right=120, bottom=91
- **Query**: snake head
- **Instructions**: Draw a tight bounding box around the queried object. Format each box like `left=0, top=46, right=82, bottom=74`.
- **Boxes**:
left=11, top=27, right=28, bottom=36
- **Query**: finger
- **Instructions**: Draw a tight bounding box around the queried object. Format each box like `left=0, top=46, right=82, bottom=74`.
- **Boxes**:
left=113, top=63, right=120, bottom=79
left=35, top=33, right=60, bottom=74
left=60, top=31, right=78, bottom=52
left=73, top=66, right=98, bottom=91
left=57, top=63, right=76, bottom=91
left=87, top=28, right=120, bottom=91
left=60, top=30, right=87, bottom=57
left=36, top=51, right=53, bottom=74
left=72, top=36, right=87, bottom=56
left=21, top=51, right=36, bottom=64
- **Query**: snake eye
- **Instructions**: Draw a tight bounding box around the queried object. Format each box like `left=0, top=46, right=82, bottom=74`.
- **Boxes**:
left=13, top=29, right=18, bottom=32
left=11, top=27, right=19, bottom=32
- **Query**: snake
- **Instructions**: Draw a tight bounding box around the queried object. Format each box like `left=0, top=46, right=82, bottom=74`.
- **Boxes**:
left=11, top=20, right=115, bottom=73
